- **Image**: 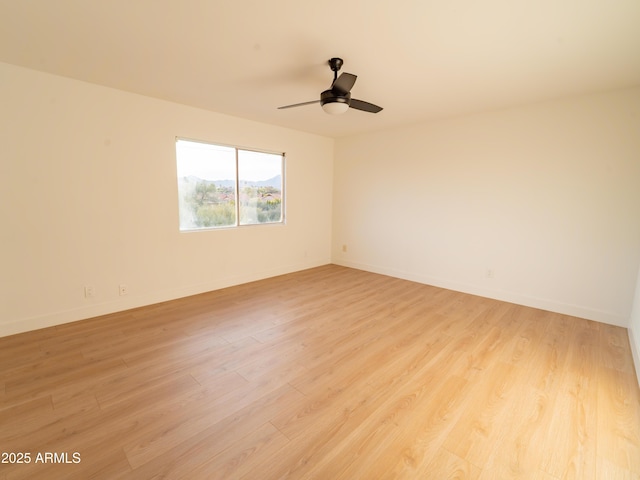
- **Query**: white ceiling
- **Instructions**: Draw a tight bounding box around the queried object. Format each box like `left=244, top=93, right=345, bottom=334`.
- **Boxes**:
left=2, top=0, right=640, bottom=138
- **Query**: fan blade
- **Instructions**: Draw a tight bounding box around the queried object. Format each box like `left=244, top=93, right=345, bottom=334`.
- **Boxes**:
left=350, top=98, right=383, bottom=113
left=332, top=73, right=357, bottom=95
left=278, top=100, right=321, bottom=110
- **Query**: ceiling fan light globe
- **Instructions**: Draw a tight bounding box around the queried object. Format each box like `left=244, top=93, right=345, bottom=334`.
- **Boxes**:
left=320, top=90, right=350, bottom=115
left=322, top=101, right=349, bottom=115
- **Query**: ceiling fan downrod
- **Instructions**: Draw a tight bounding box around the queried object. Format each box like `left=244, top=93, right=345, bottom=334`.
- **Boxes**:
left=329, top=57, right=344, bottom=83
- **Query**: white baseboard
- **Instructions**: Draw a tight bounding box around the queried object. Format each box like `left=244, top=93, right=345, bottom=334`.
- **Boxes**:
left=629, top=328, right=640, bottom=389
left=0, top=259, right=330, bottom=338
left=332, top=259, right=628, bottom=327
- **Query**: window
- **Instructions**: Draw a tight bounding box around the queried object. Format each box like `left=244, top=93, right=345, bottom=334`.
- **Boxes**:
left=176, top=138, right=284, bottom=230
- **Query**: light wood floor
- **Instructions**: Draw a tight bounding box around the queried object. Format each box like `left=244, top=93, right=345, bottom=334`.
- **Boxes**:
left=1, top=265, right=639, bottom=479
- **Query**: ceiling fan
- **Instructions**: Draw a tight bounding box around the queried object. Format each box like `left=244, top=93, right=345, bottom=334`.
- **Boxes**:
left=278, top=57, right=383, bottom=115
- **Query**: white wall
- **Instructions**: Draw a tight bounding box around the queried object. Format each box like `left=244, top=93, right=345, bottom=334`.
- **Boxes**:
left=630, top=265, right=640, bottom=386
left=2, top=61, right=639, bottom=341
left=0, top=62, right=334, bottom=337
left=333, top=87, right=640, bottom=327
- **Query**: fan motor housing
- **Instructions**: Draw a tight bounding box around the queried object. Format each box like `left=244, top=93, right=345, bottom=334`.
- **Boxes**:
left=320, top=89, right=350, bottom=106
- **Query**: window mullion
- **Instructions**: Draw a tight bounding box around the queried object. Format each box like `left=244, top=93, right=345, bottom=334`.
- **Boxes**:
left=234, top=148, right=240, bottom=226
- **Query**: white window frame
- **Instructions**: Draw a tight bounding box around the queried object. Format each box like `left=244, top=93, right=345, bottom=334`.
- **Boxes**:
left=176, top=137, right=285, bottom=231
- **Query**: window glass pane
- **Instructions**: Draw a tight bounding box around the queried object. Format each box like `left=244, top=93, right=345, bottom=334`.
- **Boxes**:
left=238, top=150, right=283, bottom=225
left=176, top=140, right=237, bottom=230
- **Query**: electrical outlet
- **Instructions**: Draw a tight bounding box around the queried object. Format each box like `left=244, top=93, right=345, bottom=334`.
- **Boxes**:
left=119, top=284, right=128, bottom=296
left=486, top=268, right=495, bottom=279
left=342, top=244, right=347, bottom=253
left=84, top=285, right=95, bottom=298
